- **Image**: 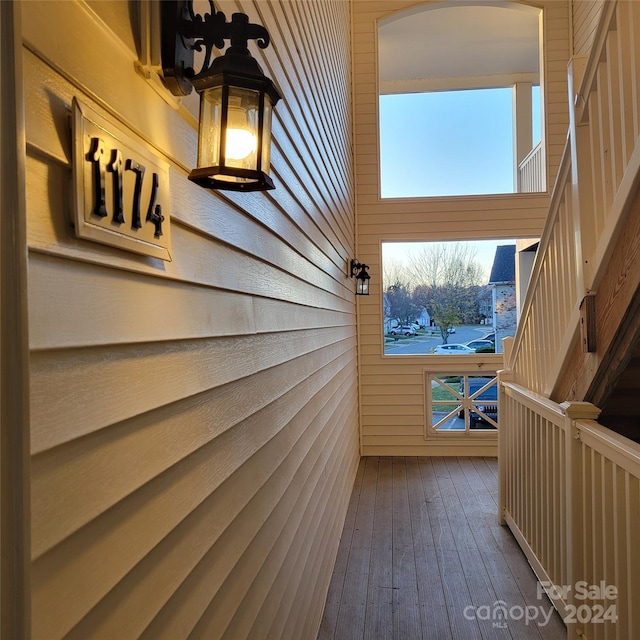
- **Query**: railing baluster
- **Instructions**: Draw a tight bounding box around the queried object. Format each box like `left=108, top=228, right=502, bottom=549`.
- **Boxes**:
left=616, top=2, right=635, bottom=165
left=606, top=28, right=624, bottom=191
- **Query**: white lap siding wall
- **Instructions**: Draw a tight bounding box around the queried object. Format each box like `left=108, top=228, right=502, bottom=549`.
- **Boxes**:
left=23, top=1, right=358, bottom=637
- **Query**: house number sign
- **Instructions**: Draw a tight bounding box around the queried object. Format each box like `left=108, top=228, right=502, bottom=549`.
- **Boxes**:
left=72, top=97, right=172, bottom=261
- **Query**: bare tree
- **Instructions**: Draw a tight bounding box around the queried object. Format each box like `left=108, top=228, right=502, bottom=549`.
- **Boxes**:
left=407, top=243, right=485, bottom=342
left=410, top=242, right=484, bottom=289
left=382, top=257, right=410, bottom=291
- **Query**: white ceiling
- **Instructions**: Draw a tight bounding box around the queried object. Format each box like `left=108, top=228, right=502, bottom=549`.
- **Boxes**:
left=378, top=2, right=542, bottom=94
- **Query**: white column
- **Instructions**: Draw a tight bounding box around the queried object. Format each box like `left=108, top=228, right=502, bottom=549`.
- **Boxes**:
left=513, top=82, right=533, bottom=191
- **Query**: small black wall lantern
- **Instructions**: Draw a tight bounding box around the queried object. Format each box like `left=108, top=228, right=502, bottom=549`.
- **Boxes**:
left=350, top=259, right=370, bottom=296
left=161, top=1, right=282, bottom=191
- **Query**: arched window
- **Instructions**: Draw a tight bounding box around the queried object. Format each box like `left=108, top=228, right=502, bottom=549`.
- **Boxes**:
left=378, top=1, right=544, bottom=198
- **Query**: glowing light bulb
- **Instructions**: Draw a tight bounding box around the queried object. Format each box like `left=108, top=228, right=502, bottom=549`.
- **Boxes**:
left=225, top=128, right=257, bottom=161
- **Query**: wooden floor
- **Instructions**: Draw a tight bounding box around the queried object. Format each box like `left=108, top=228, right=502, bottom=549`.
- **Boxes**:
left=317, top=457, right=567, bottom=640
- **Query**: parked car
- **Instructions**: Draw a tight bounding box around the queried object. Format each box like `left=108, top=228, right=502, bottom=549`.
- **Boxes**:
left=432, top=343, right=475, bottom=354
left=389, top=325, right=416, bottom=336
left=465, top=339, right=495, bottom=352
left=458, top=376, right=498, bottom=428
left=482, top=332, right=495, bottom=342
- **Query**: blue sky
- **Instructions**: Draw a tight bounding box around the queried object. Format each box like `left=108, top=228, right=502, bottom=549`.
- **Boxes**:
left=380, top=87, right=541, bottom=198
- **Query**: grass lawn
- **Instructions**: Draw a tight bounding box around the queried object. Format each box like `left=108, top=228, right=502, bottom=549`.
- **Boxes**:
left=431, top=379, right=461, bottom=413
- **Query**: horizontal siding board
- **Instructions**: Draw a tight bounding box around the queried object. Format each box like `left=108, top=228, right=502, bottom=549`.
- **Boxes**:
left=361, top=444, right=498, bottom=456
left=362, top=425, right=424, bottom=436
left=354, top=193, right=550, bottom=213
left=360, top=404, right=423, bottom=416
left=29, top=254, right=354, bottom=349
left=361, top=415, right=423, bottom=427
left=84, top=0, right=139, bottom=56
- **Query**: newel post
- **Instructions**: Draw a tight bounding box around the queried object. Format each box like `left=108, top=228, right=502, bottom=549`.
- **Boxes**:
left=561, top=401, right=602, bottom=640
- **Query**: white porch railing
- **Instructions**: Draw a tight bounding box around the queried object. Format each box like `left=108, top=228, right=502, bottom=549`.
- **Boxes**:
left=501, top=2, right=640, bottom=637
left=517, top=141, right=545, bottom=193
left=499, top=379, right=640, bottom=639
left=508, top=0, right=640, bottom=396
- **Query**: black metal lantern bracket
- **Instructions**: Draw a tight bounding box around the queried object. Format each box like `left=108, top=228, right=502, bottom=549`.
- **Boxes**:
left=350, top=259, right=366, bottom=279
left=160, top=1, right=282, bottom=192
left=161, top=1, right=275, bottom=98
left=350, top=259, right=371, bottom=295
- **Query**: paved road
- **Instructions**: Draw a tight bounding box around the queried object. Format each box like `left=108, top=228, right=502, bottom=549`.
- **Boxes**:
left=384, top=324, right=492, bottom=355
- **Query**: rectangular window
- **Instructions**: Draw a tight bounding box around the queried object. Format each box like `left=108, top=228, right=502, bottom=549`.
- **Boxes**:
left=383, top=240, right=533, bottom=355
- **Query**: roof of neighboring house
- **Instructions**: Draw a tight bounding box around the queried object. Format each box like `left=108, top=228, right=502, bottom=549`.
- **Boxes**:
left=489, top=244, right=516, bottom=284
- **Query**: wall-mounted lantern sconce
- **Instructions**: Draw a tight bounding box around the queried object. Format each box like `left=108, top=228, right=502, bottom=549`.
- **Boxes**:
left=161, top=1, right=282, bottom=191
left=350, top=259, right=370, bottom=296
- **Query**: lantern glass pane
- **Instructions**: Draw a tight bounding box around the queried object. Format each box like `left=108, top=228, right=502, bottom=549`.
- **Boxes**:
left=198, top=86, right=222, bottom=169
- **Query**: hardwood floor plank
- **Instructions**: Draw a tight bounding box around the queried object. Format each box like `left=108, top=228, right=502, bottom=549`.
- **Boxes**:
left=317, top=458, right=567, bottom=640
left=417, top=457, right=457, bottom=551
left=391, top=458, right=421, bottom=639
left=434, top=458, right=480, bottom=551
left=364, top=458, right=394, bottom=639
left=421, top=458, right=484, bottom=639
left=405, top=458, right=450, bottom=640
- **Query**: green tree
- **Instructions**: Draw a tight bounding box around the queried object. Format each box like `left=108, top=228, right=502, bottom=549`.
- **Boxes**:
left=428, top=292, right=460, bottom=342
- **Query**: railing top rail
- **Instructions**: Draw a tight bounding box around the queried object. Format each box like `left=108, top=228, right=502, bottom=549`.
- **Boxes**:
left=501, top=380, right=565, bottom=426
left=575, top=419, right=640, bottom=477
